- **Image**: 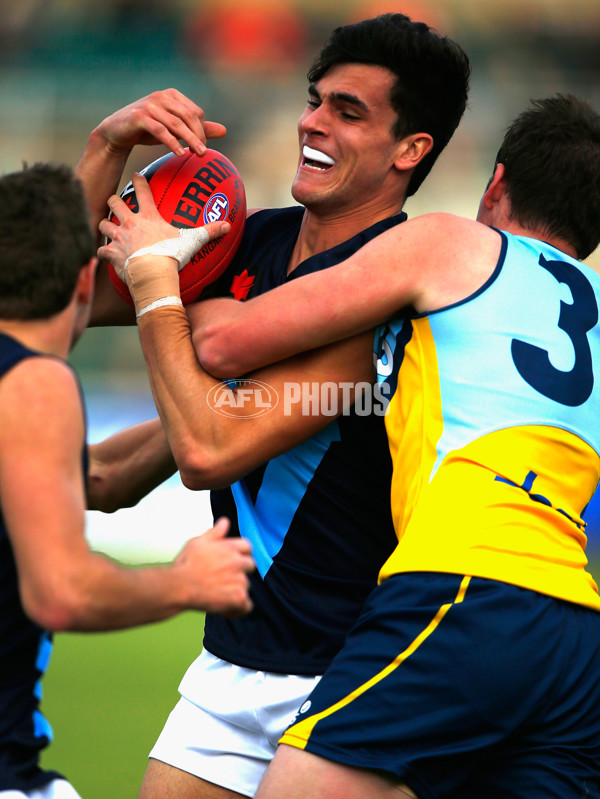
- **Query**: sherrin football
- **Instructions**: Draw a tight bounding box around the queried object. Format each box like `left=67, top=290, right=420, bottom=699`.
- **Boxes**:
left=107, top=147, right=246, bottom=306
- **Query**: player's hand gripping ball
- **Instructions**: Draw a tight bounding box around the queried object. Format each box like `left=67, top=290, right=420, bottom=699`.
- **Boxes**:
left=107, top=148, right=246, bottom=305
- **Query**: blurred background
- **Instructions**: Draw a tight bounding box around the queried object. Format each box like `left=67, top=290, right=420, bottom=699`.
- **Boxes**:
left=0, top=0, right=599, bottom=795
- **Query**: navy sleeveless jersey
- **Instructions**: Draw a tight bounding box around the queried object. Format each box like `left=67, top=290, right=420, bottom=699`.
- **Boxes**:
left=203, top=207, right=405, bottom=674
left=0, top=333, right=86, bottom=791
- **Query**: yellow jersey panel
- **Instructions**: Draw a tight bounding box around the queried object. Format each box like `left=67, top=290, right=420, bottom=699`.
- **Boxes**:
left=379, top=425, right=600, bottom=610
left=374, top=231, right=600, bottom=611
left=382, top=317, right=444, bottom=546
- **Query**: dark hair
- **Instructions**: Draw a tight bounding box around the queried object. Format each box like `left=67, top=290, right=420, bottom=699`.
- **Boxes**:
left=494, top=94, right=600, bottom=260
left=0, top=162, right=95, bottom=320
left=307, top=13, right=471, bottom=196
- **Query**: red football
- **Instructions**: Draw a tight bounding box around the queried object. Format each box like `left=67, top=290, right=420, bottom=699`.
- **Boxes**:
left=107, top=147, right=246, bottom=306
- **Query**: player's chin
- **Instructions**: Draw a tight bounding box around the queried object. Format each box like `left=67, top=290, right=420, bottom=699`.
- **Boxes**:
left=292, top=178, right=332, bottom=207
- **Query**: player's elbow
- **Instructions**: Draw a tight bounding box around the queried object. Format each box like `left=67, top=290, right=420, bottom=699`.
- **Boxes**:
left=177, top=457, right=224, bottom=492
left=21, top=586, right=83, bottom=631
left=179, top=467, right=214, bottom=491
left=86, top=453, right=130, bottom=514
left=89, top=484, right=144, bottom=514
left=87, top=474, right=133, bottom=514
left=194, top=321, right=245, bottom=379
left=174, top=441, right=235, bottom=491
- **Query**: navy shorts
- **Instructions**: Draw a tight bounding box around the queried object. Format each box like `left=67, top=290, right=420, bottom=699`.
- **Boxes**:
left=280, top=572, right=600, bottom=799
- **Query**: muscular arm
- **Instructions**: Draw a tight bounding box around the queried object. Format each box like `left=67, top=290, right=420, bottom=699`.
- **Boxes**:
left=136, top=304, right=374, bottom=489
left=87, top=417, right=176, bottom=513
left=0, top=358, right=253, bottom=629
left=75, top=89, right=227, bottom=326
left=191, top=214, right=501, bottom=376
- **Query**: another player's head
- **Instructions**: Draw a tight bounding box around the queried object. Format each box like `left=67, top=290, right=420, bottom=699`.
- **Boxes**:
left=307, top=13, right=471, bottom=197
left=0, top=162, right=96, bottom=321
left=492, top=94, right=600, bottom=260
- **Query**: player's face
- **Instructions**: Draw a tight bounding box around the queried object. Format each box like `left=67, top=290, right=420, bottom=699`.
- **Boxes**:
left=292, top=63, right=403, bottom=217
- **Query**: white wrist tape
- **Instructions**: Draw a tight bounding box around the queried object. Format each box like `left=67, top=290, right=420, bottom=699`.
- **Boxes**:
left=124, top=227, right=210, bottom=274
left=136, top=296, right=183, bottom=319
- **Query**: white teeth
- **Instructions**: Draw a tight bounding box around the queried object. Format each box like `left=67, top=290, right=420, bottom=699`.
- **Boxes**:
left=303, top=145, right=335, bottom=166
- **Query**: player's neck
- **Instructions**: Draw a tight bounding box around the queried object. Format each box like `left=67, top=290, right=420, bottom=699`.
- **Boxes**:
left=288, top=204, right=403, bottom=275
left=0, top=311, right=73, bottom=359
left=477, top=195, right=579, bottom=261
left=494, top=218, right=578, bottom=261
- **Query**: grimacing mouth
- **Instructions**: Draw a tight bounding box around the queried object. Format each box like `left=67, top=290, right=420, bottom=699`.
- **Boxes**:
left=302, top=145, right=335, bottom=171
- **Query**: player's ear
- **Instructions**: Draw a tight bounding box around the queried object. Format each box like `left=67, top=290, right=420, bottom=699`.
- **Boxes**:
left=480, top=163, right=506, bottom=210
left=393, top=133, right=434, bottom=173
left=75, top=257, right=99, bottom=306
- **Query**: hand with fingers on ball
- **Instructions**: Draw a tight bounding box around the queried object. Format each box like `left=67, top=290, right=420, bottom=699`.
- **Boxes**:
left=98, top=171, right=232, bottom=319
left=100, top=147, right=246, bottom=308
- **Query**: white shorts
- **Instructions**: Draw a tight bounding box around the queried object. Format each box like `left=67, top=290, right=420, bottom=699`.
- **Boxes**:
left=149, top=649, right=321, bottom=797
left=0, top=779, right=82, bottom=799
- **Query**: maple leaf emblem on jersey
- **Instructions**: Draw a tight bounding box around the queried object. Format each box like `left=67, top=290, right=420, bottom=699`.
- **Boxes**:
left=230, top=269, right=255, bottom=301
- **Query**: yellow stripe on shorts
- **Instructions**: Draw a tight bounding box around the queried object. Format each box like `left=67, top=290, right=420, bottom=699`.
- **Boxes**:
left=280, top=576, right=471, bottom=749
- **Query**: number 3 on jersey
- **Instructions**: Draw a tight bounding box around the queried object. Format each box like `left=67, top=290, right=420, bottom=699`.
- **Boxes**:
left=511, top=253, right=598, bottom=406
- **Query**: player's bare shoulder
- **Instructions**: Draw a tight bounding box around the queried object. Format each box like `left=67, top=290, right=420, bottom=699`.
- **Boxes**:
left=402, top=212, right=498, bottom=248
left=0, top=355, right=84, bottom=445
left=401, top=213, right=504, bottom=313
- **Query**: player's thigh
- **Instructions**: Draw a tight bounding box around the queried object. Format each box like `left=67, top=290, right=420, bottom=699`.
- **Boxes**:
left=255, top=745, right=417, bottom=799
left=138, top=758, right=248, bottom=799
left=146, top=652, right=320, bottom=797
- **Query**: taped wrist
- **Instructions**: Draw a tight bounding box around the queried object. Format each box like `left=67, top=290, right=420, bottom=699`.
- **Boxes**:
left=122, top=227, right=210, bottom=316
left=136, top=295, right=183, bottom=319
left=124, top=255, right=180, bottom=316
left=123, top=227, right=210, bottom=273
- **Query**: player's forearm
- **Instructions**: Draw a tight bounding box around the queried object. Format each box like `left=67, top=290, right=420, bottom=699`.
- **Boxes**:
left=190, top=280, right=377, bottom=378
left=35, top=553, right=192, bottom=631
left=136, top=306, right=234, bottom=488
left=136, top=307, right=334, bottom=489
left=75, top=127, right=131, bottom=246
left=17, top=511, right=253, bottom=630
left=191, top=224, right=425, bottom=374
left=191, top=295, right=320, bottom=378
left=141, top=310, right=378, bottom=489
left=189, top=297, right=264, bottom=377
left=13, top=505, right=190, bottom=631
left=87, top=418, right=176, bottom=513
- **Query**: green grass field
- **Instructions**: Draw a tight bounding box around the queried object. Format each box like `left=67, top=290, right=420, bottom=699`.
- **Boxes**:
left=40, top=611, right=205, bottom=799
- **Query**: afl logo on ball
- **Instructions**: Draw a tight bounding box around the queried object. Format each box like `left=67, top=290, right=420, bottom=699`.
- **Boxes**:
left=204, top=193, right=230, bottom=224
